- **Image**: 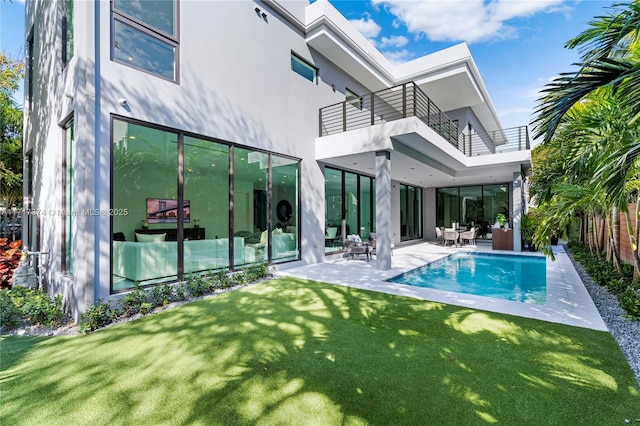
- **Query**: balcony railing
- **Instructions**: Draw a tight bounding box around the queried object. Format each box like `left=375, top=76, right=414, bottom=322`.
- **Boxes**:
left=319, top=82, right=529, bottom=156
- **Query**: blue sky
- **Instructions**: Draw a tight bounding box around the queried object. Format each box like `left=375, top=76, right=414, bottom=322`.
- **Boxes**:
left=1, top=0, right=619, bottom=130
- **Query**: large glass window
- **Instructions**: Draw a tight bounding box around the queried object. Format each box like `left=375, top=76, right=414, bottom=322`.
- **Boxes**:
left=272, top=155, right=299, bottom=263
left=234, top=148, right=268, bottom=267
left=291, top=53, right=317, bottom=83
left=400, top=184, right=422, bottom=241
left=324, top=167, right=375, bottom=252
left=345, top=172, right=358, bottom=240
left=62, top=119, right=74, bottom=273
left=112, top=0, right=178, bottom=81
left=324, top=168, right=343, bottom=252
left=112, top=120, right=178, bottom=291
left=436, top=184, right=510, bottom=239
left=359, top=177, right=373, bottom=240
left=111, top=118, right=300, bottom=292
left=183, top=136, right=229, bottom=275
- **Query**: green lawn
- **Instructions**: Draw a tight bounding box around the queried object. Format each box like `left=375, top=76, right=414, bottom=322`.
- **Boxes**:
left=1, top=277, right=639, bottom=425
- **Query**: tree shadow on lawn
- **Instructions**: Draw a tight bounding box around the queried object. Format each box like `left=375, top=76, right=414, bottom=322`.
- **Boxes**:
left=1, top=277, right=639, bottom=425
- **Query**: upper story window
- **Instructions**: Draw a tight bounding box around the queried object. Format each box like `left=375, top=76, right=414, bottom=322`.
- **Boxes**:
left=62, top=0, right=74, bottom=67
left=111, top=0, right=179, bottom=82
left=346, top=88, right=361, bottom=109
left=291, top=52, right=317, bottom=83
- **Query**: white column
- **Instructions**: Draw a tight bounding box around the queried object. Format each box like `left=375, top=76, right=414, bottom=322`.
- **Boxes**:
left=512, top=171, right=523, bottom=252
left=375, top=150, right=392, bottom=270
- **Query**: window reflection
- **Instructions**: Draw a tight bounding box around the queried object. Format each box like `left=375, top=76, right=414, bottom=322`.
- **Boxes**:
left=113, top=20, right=176, bottom=80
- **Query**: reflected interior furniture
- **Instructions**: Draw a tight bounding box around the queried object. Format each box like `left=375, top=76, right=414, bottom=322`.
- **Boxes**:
left=113, top=237, right=255, bottom=282
left=135, top=227, right=205, bottom=241
left=492, top=228, right=513, bottom=250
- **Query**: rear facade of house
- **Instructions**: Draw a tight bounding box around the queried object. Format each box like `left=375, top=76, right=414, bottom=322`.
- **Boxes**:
left=23, top=0, right=531, bottom=319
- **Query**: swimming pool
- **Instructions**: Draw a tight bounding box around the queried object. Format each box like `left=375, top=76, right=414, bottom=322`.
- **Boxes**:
left=387, top=252, right=546, bottom=305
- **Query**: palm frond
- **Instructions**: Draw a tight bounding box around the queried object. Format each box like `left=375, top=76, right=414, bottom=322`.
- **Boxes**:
left=566, top=1, right=640, bottom=61
left=532, top=58, right=640, bottom=142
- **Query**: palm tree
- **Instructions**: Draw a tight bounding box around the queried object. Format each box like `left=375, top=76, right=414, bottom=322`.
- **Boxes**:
left=533, top=1, right=640, bottom=143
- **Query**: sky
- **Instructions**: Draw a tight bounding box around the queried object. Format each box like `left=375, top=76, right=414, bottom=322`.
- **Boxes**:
left=0, top=0, right=621, bottom=132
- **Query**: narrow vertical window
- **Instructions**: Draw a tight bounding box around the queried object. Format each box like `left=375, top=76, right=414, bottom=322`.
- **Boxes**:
left=62, top=119, right=75, bottom=274
left=62, top=0, right=74, bottom=66
left=26, top=29, right=34, bottom=112
left=25, top=150, right=34, bottom=249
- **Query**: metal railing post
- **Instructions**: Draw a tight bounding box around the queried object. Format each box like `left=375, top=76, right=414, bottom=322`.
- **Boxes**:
left=342, top=102, right=347, bottom=132
left=402, top=83, right=407, bottom=118
left=371, top=93, right=375, bottom=125
left=319, top=108, right=322, bottom=137
left=413, top=83, right=417, bottom=117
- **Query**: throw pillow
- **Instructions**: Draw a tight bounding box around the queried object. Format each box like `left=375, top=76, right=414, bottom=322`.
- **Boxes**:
left=136, top=232, right=166, bottom=243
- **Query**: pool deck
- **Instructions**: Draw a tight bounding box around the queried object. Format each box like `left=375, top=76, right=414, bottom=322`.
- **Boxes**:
left=276, top=242, right=608, bottom=331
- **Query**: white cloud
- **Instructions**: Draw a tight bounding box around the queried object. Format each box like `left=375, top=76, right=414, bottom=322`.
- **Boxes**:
left=381, top=49, right=414, bottom=65
left=378, top=35, right=409, bottom=49
left=370, top=0, right=567, bottom=44
left=349, top=16, right=382, bottom=39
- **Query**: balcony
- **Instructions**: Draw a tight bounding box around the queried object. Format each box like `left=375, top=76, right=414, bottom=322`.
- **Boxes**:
left=319, top=82, right=529, bottom=157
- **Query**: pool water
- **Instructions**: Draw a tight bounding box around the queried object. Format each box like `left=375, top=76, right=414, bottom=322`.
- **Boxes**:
left=387, top=252, right=546, bottom=304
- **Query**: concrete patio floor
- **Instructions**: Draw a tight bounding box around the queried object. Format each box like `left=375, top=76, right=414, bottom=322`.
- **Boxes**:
left=276, top=242, right=608, bottom=331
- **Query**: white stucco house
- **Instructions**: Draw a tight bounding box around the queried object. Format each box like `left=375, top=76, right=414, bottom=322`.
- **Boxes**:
left=23, top=0, right=531, bottom=319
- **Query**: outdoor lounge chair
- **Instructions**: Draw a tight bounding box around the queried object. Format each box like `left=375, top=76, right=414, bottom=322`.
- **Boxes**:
left=344, top=236, right=370, bottom=261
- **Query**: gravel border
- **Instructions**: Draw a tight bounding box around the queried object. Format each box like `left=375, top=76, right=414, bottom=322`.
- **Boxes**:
left=564, top=245, right=640, bottom=387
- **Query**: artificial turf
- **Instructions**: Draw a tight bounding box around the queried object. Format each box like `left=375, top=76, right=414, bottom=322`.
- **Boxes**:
left=1, top=277, right=639, bottom=425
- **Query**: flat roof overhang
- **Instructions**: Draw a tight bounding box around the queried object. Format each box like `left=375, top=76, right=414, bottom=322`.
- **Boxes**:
left=316, top=117, right=531, bottom=188
left=305, top=1, right=502, bottom=132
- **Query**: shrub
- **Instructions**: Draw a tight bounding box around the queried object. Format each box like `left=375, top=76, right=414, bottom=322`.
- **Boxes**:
left=618, top=285, right=640, bottom=319
left=606, top=278, right=630, bottom=295
left=151, top=284, right=174, bottom=306
left=186, top=274, right=207, bottom=297
left=0, top=290, right=22, bottom=328
left=212, top=270, right=231, bottom=289
left=120, top=284, right=151, bottom=317
left=173, top=283, right=187, bottom=301
left=0, top=239, right=22, bottom=289
left=243, top=262, right=270, bottom=282
left=79, top=299, right=119, bottom=334
left=231, top=270, right=248, bottom=286
left=23, top=293, right=65, bottom=327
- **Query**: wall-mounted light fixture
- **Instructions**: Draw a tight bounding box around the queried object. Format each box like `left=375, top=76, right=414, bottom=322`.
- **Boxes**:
left=331, top=84, right=336, bottom=92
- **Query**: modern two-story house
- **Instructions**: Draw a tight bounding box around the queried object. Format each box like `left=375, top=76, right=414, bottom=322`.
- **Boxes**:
left=23, top=0, right=531, bottom=319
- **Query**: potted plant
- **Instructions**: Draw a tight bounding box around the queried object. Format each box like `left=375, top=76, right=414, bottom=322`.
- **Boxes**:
left=495, top=213, right=507, bottom=228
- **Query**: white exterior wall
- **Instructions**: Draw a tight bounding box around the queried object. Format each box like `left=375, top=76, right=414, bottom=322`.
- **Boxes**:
left=26, top=0, right=530, bottom=318
left=24, top=0, right=97, bottom=318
